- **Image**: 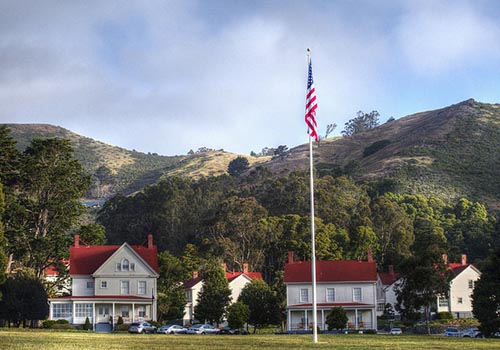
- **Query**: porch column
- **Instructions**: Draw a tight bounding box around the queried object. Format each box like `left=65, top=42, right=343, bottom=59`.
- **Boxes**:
left=321, top=309, right=325, bottom=331
left=372, top=308, right=376, bottom=330
left=72, top=302, right=76, bottom=325
left=92, top=303, right=96, bottom=331
left=49, top=302, right=53, bottom=320
left=287, top=309, right=291, bottom=331
left=112, top=303, right=115, bottom=330
left=355, top=309, right=358, bottom=329
left=132, top=303, right=135, bottom=323
left=304, top=310, right=308, bottom=329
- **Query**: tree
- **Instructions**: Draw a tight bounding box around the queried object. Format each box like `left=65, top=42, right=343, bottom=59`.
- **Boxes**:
left=228, top=156, right=250, bottom=177
left=0, top=269, right=48, bottom=327
left=210, top=196, right=268, bottom=272
left=4, top=138, right=90, bottom=280
left=472, top=245, right=500, bottom=336
left=273, top=145, right=288, bottom=160
left=0, top=184, right=7, bottom=295
left=0, top=125, right=20, bottom=187
left=157, top=251, right=188, bottom=322
left=326, top=307, right=348, bottom=330
left=78, top=224, right=107, bottom=245
left=226, top=301, right=250, bottom=329
left=194, top=264, right=231, bottom=325
left=341, top=110, right=380, bottom=136
left=238, top=279, right=280, bottom=333
left=324, top=123, right=337, bottom=139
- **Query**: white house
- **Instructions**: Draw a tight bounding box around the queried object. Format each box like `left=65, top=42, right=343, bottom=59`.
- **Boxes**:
left=378, top=265, right=400, bottom=317
left=284, top=252, right=378, bottom=331
left=437, top=254, right=481, bottom=318
left=48, top=234, right=159, bottom=331
left=183, top=263, right=262, bottom=325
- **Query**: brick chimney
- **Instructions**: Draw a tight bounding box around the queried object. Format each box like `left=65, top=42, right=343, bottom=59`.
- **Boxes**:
left=442, top=254, right=448, bottom=265
left=367, top=249, right=373, bottom=262
left=243, top=263, right=249, bottom=274
left=389, top=265, right=394, bottom=275
left=147, top=234, right=153, bottom=249
left=288, top=251, right=295, bottom=264
left=193, top=271, right=198, bottom=279
left=461, top=254, right=467, bottom=266
left=74, top=234, right=80, bottom=248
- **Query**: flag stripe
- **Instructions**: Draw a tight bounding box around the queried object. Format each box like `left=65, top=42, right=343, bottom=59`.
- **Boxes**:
left=305, top=59, right=318, bottom=141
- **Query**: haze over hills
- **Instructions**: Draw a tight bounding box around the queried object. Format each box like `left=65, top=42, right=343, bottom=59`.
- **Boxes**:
left=5, top=98, right=500, bottom=209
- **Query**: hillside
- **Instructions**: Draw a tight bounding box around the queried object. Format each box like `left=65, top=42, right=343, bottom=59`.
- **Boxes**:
left=266, top=99, right=500, bottom=209
left=4, top=124, right=269, bottom=199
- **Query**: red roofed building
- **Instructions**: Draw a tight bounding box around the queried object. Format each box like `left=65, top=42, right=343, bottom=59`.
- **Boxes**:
left=48, top=234, right=159, bottom=331
left=183, top=263, right=263, bottom=325
left=437, top=254, right=481, bottom=318
left=284, top=251, right=378, bottom=331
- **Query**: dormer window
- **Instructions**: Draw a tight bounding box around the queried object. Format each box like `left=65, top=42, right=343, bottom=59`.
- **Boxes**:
left=116, top=259, right=135, bottom=272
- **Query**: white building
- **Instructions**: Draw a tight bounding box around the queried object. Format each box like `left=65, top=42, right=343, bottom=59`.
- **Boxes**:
left=437, top=254, right=481, bottom=318
left=284, top=252, right=378, bottom=331
left=183, top=263, right=262, bottom=325
left=48, top=234, right=159, bottom=331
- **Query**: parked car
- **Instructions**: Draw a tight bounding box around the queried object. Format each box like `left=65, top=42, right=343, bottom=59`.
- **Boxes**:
left=186, top=324, right=220, bottom=335
left=444, top=327, right=461, bottom=337
left=461, top=328, right=483, bottom=338
left=219, top=326, right=249, bottom=335
left=157, top=324, right=187, bottom=334
left=390, top=327, right=402, bottom=335
left=128, top=322, right=157, bottom=334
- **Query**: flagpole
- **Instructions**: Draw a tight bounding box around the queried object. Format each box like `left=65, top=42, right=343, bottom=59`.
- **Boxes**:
left=307, top=48, right=318, bottom=344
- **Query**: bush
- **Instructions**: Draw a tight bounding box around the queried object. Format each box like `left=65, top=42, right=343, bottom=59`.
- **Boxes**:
left=52, top=324, right=76, bottom=330
left=117, top=316, right=123, bottom=325
left=326, top=307, right=348, bottom=331
left=115, top=323, right=130, bottom=332
left=83, top=316, right=91, bottom=330
left=437, top=312, right=453, bottom=320
left=55, top=319, right=69, bottom=324
left=42, top=320, right=57, bottom=329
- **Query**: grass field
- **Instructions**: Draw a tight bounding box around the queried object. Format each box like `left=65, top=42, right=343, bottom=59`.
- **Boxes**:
left=0, top=330, right=499, bottom=350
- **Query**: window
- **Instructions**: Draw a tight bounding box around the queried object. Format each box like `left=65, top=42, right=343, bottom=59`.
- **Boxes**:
left=130, top=263, right=135, bottom=271
left=53, top=303, right=72, bottom=318
left=116, top=263, right=121, bottom=272
left=121, top=305, right=129, bottom=318
left=122, top=259, right=130, bottom=271
left=468, top=280, right=474, bottom=289
left=138, top=281, right=146, bottom=295
left=121, top=280, right=130, bottom=294
left=75, top=304, right=93, bottom=318
left=326, top=288, right=335, bottom=302
left=353, top=288, right=362, bottom=302
left=458, top=297, right=463, bottom=304
left=185, top=290, right=192, bottom=302
left=86, top=281, right=94, bottom=289
left=439, top=297, right=449, bottom=307
left=138, top=306, right=146, bottom=318
left=300, top=288, right=309, bottom=303
left=100, top=281, right=107, bottom=289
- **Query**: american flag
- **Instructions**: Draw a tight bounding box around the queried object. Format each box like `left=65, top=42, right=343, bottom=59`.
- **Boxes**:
left=305, top=59, right=318, bottom=142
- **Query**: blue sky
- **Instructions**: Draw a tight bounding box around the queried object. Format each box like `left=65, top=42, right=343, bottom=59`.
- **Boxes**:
left=1, top=0, right=500, bottom=156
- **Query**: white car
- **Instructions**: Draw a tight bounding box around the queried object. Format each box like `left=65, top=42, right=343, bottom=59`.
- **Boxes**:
left=390, top=327, right=402, bottom=335
left=186, top=324, right=220, bottom=335
left=157, top=324, right=187, bottom=334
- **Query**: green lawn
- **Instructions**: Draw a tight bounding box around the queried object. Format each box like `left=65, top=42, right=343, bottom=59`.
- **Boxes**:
left=0, top=330, right=499, bottom=350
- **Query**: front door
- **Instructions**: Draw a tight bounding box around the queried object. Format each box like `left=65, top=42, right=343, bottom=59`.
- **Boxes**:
left=97, top=305, right=110, bottom=323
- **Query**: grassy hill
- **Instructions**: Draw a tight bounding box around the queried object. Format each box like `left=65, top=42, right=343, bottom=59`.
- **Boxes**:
left=266, top=99, right=500, bottom=209
left=4, top=124, right=269, bottom=199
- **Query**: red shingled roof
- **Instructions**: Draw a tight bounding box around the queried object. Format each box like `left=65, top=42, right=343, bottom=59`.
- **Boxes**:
left=183, top=271, right=263, bottom=289
left=69, top=244, right=158, bottom=275
left=284, top=260, right=377, bottom=283
left=379, top=272, right=400, bottom=286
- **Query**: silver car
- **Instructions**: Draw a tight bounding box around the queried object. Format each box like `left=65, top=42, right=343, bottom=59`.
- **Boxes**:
left=186, top=324, right=220, bottom=335
left=128, top=321, right=157, bottom=334
left=158, top=324, right=187, bottom=334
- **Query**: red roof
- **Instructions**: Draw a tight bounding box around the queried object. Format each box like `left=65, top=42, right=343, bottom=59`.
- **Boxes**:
left=284, top=260, right=377, bottom=283
left=379, top=272, right=400, bottom=286
left=183, top=271, right=263, bottom=289
left=69, top=244, right=158, bottom=275
left=45, top=259, right=70, bottom=276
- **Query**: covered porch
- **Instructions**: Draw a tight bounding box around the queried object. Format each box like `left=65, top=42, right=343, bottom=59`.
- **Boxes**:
left=287, top=303, right=377, bottom=331
left=49, top=295, right=156, bottom=331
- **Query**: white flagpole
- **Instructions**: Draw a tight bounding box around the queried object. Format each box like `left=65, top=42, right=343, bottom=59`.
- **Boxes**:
left=307, top=48, right=318, bottom=344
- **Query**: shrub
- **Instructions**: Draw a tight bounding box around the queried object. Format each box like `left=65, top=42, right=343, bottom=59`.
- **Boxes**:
left=42, top=320, right=57, bottom=329
left=437, top=312, right=453, bottom=320
left=117, top=316, right=123, bottom=325
left=326, top=307, right=348, bottom=331
left=55, top=319, right=69, bottom=324
left=52, top=324, right=76, bottom=330
left=114, top=323, right=130, bottom=332
left=83, top=316, right=91, bottom=330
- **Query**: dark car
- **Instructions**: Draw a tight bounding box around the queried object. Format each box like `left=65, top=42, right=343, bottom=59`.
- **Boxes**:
left=219, top=326, right=249, bottom=335
left=128, top=321, right=157, bottom=334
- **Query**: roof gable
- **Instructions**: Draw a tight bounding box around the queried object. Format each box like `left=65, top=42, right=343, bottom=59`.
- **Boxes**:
left=284, top=260, right=377, bottom=283
left=92, top=243, right=159, bottom=277
left=70, top=242, right=158, bottom=275
left=378, top=272, right=400, bottom=286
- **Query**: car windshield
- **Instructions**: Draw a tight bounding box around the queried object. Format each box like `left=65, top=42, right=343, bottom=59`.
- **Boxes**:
left=130, top=323, right=140, bottom=326
left=191, top=324, right=203, bottom=328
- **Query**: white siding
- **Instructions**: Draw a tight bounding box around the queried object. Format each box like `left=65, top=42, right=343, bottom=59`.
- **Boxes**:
left=287, top=283, right=377, bottom=306
left=72, top=277, right=94, bottom=296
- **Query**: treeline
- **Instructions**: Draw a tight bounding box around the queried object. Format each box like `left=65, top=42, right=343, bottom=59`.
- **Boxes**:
left=98, top=166, right=500, bottom=284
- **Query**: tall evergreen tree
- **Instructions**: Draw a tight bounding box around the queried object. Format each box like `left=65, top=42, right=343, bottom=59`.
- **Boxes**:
left=238, top=279, right=279, bottom=333
left=194, top=264, right=231, bottom=325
